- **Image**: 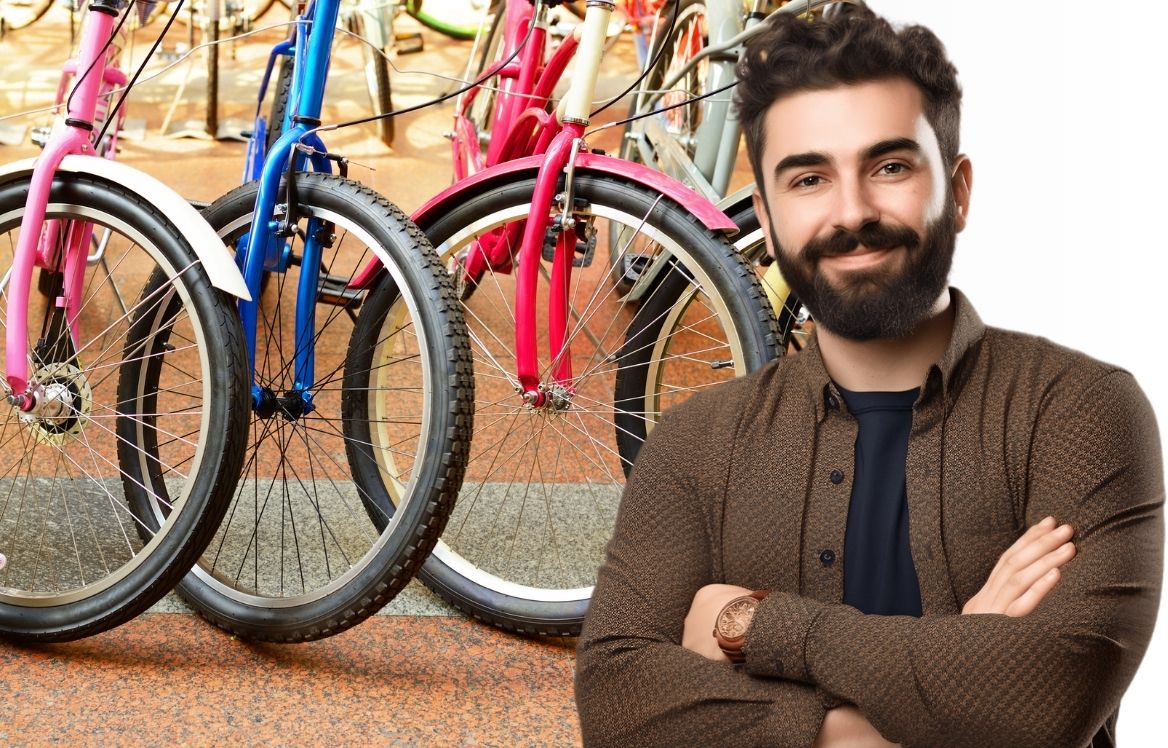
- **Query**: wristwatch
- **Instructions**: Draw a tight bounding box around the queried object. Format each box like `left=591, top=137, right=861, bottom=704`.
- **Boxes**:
left=713, top=590, right=769, bottom=663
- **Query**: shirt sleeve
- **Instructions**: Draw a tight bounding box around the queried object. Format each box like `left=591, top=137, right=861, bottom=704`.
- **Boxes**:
left=742, top=370, right=1164, bottom=748
left=574, top=404, right=829, bottom=748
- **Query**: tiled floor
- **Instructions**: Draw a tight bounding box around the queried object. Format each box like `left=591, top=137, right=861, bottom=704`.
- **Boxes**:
left=0, top=613, right=580, bottom=745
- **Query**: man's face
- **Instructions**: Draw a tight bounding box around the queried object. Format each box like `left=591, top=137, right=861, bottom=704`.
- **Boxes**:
left=751, top=78, right=970, bottom=341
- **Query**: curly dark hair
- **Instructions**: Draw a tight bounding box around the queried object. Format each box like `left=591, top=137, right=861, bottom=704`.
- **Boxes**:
left=736, top=5, right=962, bottom=197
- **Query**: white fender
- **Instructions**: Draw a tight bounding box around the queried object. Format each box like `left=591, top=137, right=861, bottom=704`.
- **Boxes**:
left=0, top=156, right=251, bottom=301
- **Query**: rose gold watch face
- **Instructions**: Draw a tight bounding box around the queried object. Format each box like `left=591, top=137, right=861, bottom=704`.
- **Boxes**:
left=716, top=598, right=758, bottom=640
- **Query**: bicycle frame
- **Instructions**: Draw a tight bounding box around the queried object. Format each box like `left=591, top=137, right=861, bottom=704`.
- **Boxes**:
left=237, top=0, right=359, bottom=411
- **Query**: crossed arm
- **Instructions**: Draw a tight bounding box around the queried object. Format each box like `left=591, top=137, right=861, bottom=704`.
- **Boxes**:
left=575, top=371, right=1163, bottom=748
left=683, top=517, right=1077, bottom=747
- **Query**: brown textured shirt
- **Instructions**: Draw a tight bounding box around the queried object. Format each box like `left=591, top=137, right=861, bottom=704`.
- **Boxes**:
left=575, top=289, right=1164, bottom=748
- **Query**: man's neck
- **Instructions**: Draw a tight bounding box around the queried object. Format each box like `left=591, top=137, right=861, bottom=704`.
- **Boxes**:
left=816, top=290, right=956, bottom=392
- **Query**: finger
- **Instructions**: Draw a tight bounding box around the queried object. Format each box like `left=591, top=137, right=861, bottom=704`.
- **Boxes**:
left=992, top=517, right=1056, bottom=570
left=997, top=540, right=1076, bottom=601
left=1005, top=567, right=1062, bottom=617
left=994, top=522, right=1074, bottom=579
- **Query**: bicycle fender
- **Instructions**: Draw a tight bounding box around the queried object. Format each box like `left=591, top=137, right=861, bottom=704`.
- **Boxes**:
left=0, top=156, right=251, bottom=301
left=348, top=154, right=738, bottom=290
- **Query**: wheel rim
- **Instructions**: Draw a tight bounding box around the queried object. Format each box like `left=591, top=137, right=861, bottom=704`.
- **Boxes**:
left=0, top=200, right=213, bottom=606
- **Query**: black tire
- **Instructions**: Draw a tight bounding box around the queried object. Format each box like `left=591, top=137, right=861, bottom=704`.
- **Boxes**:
left=610, top=0, right=710, bottom=292
left=721, top=194, right=811, bottom=352
left=404, top=171, right=779, bottom=635
left=174, top=172, right=472, bottom=642
left=264, top=53, right=294, bottom=156
left=347, top=14, right=394, bottom=147
left=0, top=173, right=248, bottom=642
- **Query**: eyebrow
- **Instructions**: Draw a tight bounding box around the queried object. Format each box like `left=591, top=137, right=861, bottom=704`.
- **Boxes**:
left=772, top=138, right=924, bottom=180
left=863, top=137, right=922, bottom=161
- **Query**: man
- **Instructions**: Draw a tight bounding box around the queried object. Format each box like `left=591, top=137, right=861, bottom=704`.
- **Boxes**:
left=574, top=7, right=1163, bottom=747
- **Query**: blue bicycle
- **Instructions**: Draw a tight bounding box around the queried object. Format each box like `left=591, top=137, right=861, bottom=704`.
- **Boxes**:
left=138, top=0, right=474, bottom=641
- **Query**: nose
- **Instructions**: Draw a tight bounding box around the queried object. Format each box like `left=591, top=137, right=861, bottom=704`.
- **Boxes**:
left=830, top=176, right=879, bottom=234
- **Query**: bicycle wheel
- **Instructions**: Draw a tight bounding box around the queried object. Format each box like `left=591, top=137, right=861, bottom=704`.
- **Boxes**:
left=0, top=173, right=248, bottom=642
left=169, top=172, right=472, bottom=642
left=0, top=0, right=53, bottom=30
left=383, top=171, right=778, bottom=635
left=347, top=13, right=394, bottom=147
left=611, top=0, right=709, bottom=291
left=405, top=0, right=487, bottom=41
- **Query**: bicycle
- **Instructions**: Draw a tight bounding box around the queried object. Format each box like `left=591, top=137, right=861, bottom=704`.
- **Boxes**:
left=336, top=0, right=782, bottom=636
left=616, top=0, right=860, bottom=339
left=0, top=0, right=251, bottom=641
left=0, top=0, right=55, bottom=32
left=157, top=0, right=474, bottom=642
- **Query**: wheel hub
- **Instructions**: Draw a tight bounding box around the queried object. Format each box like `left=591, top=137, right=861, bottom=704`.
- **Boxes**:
left=13, top=362, right=92, bottom=445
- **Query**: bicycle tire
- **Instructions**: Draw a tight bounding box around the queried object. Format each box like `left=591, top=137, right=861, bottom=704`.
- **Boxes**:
left=170, top=172, right=472, bottom=642
left=722, top=193, right=811, bottom=352
left=265, top=54, right=294, bottom=156
left=347, top=13, right=395, bottom=147
left=405, top=0, right=485, bottom=41
left=0, top=173, right=248, bottom=642
left=611, top=0, right=709, bottom=292
left=0, top=0, right=53, bottom=30
left=388, top=171, right=778, bottom=635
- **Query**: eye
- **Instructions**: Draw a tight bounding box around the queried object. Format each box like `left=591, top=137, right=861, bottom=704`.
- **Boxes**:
left=877, top=162, right=908, bottom=176
left=795, top=175, right=822, bottom=189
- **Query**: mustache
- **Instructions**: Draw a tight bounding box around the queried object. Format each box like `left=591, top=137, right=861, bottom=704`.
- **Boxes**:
left=802, top=222, right=922, bottom=262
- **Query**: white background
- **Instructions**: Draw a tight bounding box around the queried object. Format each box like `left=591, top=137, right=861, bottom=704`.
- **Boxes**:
left=873, top=1, right=1167, bottom=743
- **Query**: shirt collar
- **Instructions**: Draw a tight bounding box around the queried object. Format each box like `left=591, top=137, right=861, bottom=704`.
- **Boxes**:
left=800, top=287, right=987, bottom=422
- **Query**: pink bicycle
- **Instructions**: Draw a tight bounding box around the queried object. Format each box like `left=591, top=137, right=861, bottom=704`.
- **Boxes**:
left=345, top=0, right=781, bottom=635
left=0, top=0, right=250, bottom=641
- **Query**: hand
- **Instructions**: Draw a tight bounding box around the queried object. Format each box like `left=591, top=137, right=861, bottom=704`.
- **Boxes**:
left=813, top=706, right=900, bottom=748
left=681, top=583, right=752, bottom=661
left=962, top=516, right=1076, bottom=616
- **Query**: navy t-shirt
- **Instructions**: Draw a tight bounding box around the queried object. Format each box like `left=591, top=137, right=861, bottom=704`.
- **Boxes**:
left=837, top=385, right=923, bottom=617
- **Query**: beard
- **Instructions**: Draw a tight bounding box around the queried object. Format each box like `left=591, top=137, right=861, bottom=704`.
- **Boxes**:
left=770, top=200, right=956, bottom=341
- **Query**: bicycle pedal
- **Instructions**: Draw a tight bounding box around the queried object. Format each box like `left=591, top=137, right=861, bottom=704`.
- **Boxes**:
left=573, top=229, right=596, bottom=268
left=317, top=273, right=364, bottom=309
left=396, top=32, right=424, bottom=55
left=618, top=252, right=653, bottom=284
left=29, top=126, right=50, bottom=149
left=541, top=231, right=596, bottom=267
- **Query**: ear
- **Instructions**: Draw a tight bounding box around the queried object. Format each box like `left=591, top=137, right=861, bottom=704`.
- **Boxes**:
left=950, top=155, right=972, bottom=233
left=751, top=188, right=776, bottom=259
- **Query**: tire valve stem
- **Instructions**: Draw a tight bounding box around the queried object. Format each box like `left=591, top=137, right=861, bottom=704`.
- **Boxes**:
left=710, top=359, right=733, bottom=370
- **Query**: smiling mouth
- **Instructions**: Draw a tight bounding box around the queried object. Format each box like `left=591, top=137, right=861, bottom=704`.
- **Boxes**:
left=821, top=245, right=899, bottom=270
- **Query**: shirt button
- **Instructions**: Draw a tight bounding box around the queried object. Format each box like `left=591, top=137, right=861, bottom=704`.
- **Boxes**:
left=819, top=549, right=836, bottom=566
left=830, top=469, right=844, bottom=484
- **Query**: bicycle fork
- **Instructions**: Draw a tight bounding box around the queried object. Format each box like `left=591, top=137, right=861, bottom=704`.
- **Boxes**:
left=4, top=0, right=119, bottom=407
left=512, top=0, right=615, bottom=406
